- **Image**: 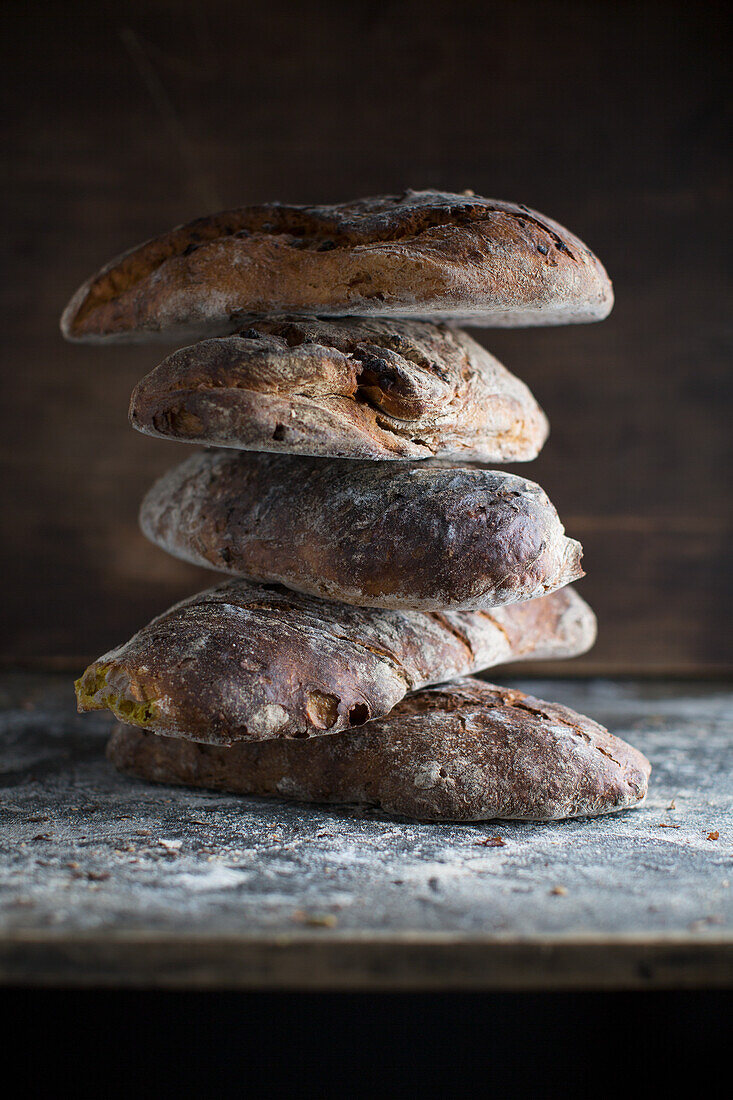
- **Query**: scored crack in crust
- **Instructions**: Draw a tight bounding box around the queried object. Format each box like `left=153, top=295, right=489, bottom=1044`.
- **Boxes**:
left=139, top=450, right=583, bottom=610
left=106, top=677, right=649, bottom=821
left=129, top=318, right=549, bottom=462
left=60, top=190, right=614, bottom=342
left=75, top=580, right=597, bottom=744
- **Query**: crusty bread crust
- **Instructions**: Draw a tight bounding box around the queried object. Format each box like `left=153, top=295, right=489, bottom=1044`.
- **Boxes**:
left=130, top=318, right=549, bottom=462
left=140, top=450, right=583, bottom=610
left=107, top=677, right=648, bottom=821
left=76, top=581, right=596, bottom=744
left=61, top=190, right=613, bottom=342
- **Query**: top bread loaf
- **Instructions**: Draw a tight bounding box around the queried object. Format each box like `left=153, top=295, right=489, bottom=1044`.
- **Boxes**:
left=60, top=190, right=613, bottom=343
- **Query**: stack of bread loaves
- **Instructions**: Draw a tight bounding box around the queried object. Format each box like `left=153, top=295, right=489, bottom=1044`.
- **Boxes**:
left=64, top=191, right=650, bottom=821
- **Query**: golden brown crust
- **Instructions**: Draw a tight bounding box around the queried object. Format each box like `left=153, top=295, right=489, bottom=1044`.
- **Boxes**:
left=107, top=677, right=649, bottom=821
left=75, top=580, right=596, bottom=744
left=139, top=450, right=583, bottom=610
left=130, top=318, right=549, bottom=462
left=61, top=190, right=613, bottom=342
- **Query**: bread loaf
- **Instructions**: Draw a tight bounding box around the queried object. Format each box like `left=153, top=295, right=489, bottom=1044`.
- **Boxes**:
left=140, top=450, right=583, bottom=610
left=107, top=678, right=648, bottom=821
left=130, top=318, right=548, bottom=462
left=61, top=190, right=613, bottom=343
left=76, top=580, right=596, bottom=744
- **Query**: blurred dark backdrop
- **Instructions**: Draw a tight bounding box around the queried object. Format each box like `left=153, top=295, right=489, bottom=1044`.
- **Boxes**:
left=2, top=0, right=730, bottom=674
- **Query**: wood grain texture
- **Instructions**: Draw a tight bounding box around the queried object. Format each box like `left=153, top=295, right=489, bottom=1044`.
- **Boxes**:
left=1, top=672, right=731, bottom=990
left=1, top=0, right=730, bottom=671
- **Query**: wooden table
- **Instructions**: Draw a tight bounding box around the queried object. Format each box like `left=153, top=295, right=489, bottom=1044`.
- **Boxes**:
left=1, top=672, right=730, bottom=990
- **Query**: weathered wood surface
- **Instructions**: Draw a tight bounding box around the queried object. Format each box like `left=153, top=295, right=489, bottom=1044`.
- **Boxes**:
left=1, top=1, right=730, bottom=673
left=0, top=672, right=730, bottom=989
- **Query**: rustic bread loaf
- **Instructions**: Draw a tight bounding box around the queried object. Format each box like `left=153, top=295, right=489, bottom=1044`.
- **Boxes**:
left=60, top=190, right=613, bottom=343
left=107, top=678, right=649, bottom=821
left=140, top=450, right=583, bottom=610
left=76, top=581, right=596, bottom=744
left=130, top=318, right=549, bottom=462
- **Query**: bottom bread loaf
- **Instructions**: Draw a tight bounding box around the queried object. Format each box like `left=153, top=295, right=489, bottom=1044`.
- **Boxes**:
left=107, top=678, right=650, bottom=821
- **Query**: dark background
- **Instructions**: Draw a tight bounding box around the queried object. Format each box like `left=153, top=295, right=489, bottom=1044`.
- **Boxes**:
left=7, top=988, right=730, bottom=1092
left=2, top=0, right=730, bottom=674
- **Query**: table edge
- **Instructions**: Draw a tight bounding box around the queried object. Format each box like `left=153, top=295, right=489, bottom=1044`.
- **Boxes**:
left=1, top=930, right=731, bottom=991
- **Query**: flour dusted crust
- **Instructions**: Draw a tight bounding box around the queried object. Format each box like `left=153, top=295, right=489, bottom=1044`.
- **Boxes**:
left=130, top=318, right=548, bottom=462
left=107, top=677, right=648, bottom=821
left=76, top=580, right=596, bottom=744
left=140, top=450, right=583, bottom=611
left=61, top=190, right=613, bottom=343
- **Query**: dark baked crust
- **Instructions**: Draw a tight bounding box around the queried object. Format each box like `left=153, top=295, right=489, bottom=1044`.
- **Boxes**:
left=61, top=190, right=613, bottom=342
left=75, top=580, right=596, bottom=744
left=140, top=450, right=583, bottom=610
left=107, top=678, right=649, bottom=821
left=130, top=318, right=549, bottom=462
